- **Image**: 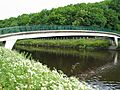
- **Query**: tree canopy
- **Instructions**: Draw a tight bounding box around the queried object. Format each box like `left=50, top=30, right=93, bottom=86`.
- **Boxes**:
left=0, top=0, right=120, bottom=31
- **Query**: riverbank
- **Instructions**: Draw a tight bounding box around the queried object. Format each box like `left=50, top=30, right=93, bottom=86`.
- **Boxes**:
left=0, top=47, right=93, bottom=90
left=16, top=38, right=111, bottom=50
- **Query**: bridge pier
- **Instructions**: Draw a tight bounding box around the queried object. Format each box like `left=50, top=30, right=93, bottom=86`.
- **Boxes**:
left=114, top=37, right=118, bottom=47
left=5, top=39, right=17, bottom=50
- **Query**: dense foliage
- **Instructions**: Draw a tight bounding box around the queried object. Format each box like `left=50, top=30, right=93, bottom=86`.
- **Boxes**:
left=0, top=0, right=120, bottom=31
left=0, top=47, right=93, bottom=90
left=16, top=38, right=110, bottom=49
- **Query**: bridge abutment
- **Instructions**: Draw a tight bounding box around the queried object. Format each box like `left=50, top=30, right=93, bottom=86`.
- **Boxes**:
left=5, top=39, right=17, bottom=50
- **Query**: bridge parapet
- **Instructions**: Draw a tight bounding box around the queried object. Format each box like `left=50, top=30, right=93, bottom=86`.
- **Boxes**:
left=0, top=25, right=120, bottom=35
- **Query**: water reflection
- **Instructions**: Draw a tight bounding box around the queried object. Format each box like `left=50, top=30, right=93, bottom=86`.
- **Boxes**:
left=114, top=52, right=118, bottom=65
left=15, top=45, right=120, bottom=90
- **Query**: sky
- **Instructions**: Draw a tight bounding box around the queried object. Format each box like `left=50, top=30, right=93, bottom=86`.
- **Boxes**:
left=0, top=0, right=103, bottom=20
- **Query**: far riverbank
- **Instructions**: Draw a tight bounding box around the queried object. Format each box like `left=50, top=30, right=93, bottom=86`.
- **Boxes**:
left=15, top=38, right=120, bottom=50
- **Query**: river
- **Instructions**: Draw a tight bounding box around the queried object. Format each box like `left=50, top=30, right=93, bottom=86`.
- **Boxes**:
left=15, top=45, right=120, bottom=90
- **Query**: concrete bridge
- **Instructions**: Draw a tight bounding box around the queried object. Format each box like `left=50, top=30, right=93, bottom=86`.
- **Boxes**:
left=0, top=25, right=120, bottom=49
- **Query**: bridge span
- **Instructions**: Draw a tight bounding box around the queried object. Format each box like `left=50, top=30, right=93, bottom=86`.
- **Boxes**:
left=0, top=25, right=120, bottom=49
left=0, top=30, right=120, bottom=50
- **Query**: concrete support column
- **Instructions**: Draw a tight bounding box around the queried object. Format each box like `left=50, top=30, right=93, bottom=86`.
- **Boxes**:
left=5, top=39, right=17, bottom=50
left=114, top=37, right=118, bottom=46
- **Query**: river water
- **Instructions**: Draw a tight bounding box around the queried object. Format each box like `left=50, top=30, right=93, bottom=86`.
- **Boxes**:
left=15, top=45, right=120, bottom=90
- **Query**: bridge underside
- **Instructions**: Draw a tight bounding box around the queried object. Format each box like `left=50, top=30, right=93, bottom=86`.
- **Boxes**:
left=0, top=30, right=119, bottom=50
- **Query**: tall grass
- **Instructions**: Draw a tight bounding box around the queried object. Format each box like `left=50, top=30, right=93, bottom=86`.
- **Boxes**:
left=16, top=38, right=110, bottom=49
left=0, top=47, right=93, bottom=90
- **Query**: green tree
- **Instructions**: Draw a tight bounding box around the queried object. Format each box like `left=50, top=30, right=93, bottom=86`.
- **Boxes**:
left=47, top=12, right=66, bottom=25
left=104, top=9, right=119, bottom=30
left=17, top=14, right=30, bottom=25
left=109, top=0, right=120, bottom=13
left=9, top=17, right=18, bottom=27
left=72, top=10, right=90, bottom=26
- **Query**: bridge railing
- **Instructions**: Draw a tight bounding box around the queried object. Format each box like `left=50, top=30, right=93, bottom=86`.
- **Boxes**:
left=0, top=25, right=120, bottom=35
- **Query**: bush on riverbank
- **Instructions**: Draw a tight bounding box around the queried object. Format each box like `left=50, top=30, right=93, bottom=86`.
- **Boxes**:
left=16, top=38, right=110, bottom=49
left=0, top=47, right=92, bottom=90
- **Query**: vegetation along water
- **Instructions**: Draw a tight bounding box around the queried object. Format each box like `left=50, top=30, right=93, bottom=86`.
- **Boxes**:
left=16, top=38, right=111, bottom=49
left=0, top=47, right=93, bottom=90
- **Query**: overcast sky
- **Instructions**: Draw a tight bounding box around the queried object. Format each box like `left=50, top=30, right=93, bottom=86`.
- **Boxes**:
left=0, top=0, right=103, bottom=20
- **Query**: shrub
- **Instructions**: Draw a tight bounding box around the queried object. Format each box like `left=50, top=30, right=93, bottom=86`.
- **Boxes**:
left=0, top=47, right=92, bottom=90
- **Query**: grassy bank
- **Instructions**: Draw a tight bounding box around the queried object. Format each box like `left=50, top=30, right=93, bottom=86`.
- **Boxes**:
left=16, top=38, right=110, bottom=49
left=0, top=47, right=93, bottom=90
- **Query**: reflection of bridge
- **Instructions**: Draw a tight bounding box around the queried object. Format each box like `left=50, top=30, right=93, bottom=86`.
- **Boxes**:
left=0, top=25, right=120, bottom=49
left=75, top=52, right=119, bottom=79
